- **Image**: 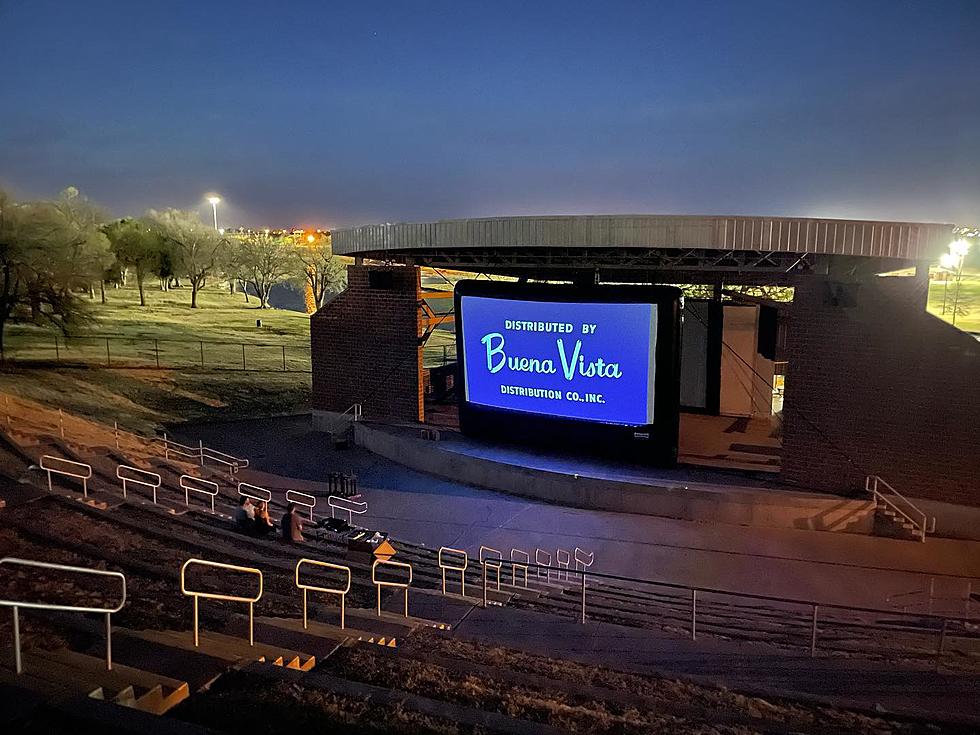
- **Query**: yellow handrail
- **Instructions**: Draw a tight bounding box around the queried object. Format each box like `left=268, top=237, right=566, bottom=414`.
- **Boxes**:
left=180, top=558, right=263, bottom=646
left=295, top=558, right=351, bottom=629
left=438, top=547, right=468, bottom=596
left=371, top=559, right=412, bottom=618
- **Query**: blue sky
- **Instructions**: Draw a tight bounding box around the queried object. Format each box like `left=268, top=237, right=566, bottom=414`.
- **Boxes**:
left=1, top=0, right=977, bottom=228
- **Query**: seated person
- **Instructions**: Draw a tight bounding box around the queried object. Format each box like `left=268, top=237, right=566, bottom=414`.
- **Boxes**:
left=235, top=496, right=255, bottom=531
left=281, top=503, right=304, bottom=544
left=254, top=501, right=275, bottom=536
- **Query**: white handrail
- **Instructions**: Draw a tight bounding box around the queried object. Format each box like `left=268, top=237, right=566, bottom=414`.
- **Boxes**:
left=556, top=548, right=571, bottom=581
left=480, top=546, right=503, bottom=591
left=238, top=481, right=271, bottom=504
left=0, top=557, right=126, bottom=674
left=295, top=558, right=351, bottom=629
left=574, top=547, right=595, bottom=571
left=510, top=548, right=530, bottom=588
left=39, top=455, right=92, bottom=497
left=867, top=475, right=928, bottom=541
left=116, top=464, right=161, bottom=501
left=160, top=434, right=249, bottom=473
left=202, top=445, right=249, bottom=472
left=438, top=547, right=468, bottom=596
left=372, top=559, right=412, bottom=617
left=180, top=558, right=263, bottom=646
left=286, top=490, right=317, bottom=521
left=180, top=475, right=219, bottom=513
left=535, top=548, right=552, bottom=582
left=328, top=495, right=367, bottom=524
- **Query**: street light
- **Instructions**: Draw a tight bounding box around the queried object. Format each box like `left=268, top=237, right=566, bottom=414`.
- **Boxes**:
left=207, top=196, right=221, bottom=231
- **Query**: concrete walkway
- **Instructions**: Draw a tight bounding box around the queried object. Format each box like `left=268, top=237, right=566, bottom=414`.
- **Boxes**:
left=181, top=414, right=980, bottom=613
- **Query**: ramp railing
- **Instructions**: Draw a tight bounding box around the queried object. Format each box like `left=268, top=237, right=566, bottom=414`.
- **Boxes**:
left=286, top=490, right=317, bottom=521
left=372, top=559, right=412, bottom=617
left=438, top=547, right=468, bottom=596
left=574, top=547, right=595, bottom=572
left=328, top=495, right=367, bottom=524
left=295, top=559, right=351, bottom=629
left=556, top=548, right=571, bottom=580
left=116, top=464, right=161, bottom=501
left=181, top=475, right=219, bottom=512
left=480, top=546, right=503, bottom=591
left=180, top=558, right=263, bottom=646
left=534, top=548, right=552, bottom=582
left=0, top=557, right=126, bottom=674
left=39, top=455, right=92, bottom=497
left=867, top=475, right=929, bottom=541
left=161, top=434, right=249, bottom=473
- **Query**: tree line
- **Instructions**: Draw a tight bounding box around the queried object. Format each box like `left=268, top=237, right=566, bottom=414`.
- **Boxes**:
left=0, top=186, right=345, bottom=358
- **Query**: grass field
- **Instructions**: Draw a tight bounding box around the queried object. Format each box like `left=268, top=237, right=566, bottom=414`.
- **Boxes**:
left=1, top=283, right=313, bottom=431
left=927, top=272, right=980, bottom=333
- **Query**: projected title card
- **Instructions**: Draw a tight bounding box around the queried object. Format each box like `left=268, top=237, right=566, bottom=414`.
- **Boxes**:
left=460, top=296, right=658, bottom=425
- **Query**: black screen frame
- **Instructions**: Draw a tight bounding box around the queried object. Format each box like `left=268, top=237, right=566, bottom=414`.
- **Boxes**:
left=454, top=280, right=681, bottom=467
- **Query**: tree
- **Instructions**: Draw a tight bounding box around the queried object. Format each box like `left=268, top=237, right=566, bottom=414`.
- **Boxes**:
left=148, top=209, right=226, bottom=308
left=0, top=188, right=111, bottom=360
left=233, top=232, right=298, bottom=309
left=296, top=232, right=346, bottom=312
left=104, top=217, right=164, bottom=306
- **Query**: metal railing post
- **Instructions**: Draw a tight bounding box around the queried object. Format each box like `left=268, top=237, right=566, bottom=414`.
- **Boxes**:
left=241, top=344, right=246, bottom=371
left=937, top=618, right=948, bottom=662
left=163, top=432, right=169, bottom=460
left=114, top=421, right=119, bottom=449
left=59, top=408, right=65, bottom=438
left=198, top=439, right=205, bottom=467
left=810, top=604, right=818, bottom=657
left=106, top=612, right=113, bottom=670
left=581, top=572, right=586, bottom=624
left=691, top=589, right=697, bottom=640
left=199, top=341, right=205, bottom=368
left=483, top=560, right=488, bottom=608
left=154, top=339, right=160, bottom=368
left=12, top=606, right=21, bottom=674
left=54, top=336, right=60, bottom=361
left=282, top=345, right=287, bottom=371
left=193, top=596, right=199, bottom=646
left=105, top=337, right=111, bottom=367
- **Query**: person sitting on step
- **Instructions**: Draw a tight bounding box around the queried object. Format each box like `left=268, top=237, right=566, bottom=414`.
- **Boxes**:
left=254, top=500, right=275, bottom=537
left=235, top=496, right=255, bottom=533
left=281, top=502, right=304, bottom=544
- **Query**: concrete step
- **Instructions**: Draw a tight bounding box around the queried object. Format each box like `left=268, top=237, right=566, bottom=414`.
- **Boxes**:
left=123, top=627, right=316, bottom=671
left=36, top=647, right=190, bottom=714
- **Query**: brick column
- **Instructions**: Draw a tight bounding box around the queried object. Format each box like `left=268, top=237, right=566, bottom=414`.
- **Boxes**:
left=310, top=265, right=424, bottom=423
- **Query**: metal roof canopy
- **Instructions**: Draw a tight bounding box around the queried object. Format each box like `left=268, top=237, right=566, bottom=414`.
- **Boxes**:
left=332, top=215, right=953, bottom=283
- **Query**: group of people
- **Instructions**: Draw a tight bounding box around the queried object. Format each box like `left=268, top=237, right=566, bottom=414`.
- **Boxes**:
left=235, top=496, right=305, bottom=543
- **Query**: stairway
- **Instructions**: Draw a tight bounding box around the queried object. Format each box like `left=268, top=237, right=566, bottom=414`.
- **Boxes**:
left=874, top=504, right=925, bottom=541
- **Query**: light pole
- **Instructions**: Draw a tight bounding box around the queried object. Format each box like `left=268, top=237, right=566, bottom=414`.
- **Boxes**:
left=207, top=196, right=221, bottom=231
left=940, top=252, right=958, bottom=315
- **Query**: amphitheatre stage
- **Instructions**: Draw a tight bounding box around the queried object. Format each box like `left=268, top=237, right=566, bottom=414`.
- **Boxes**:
left=313, top=213, right=980, bottom=543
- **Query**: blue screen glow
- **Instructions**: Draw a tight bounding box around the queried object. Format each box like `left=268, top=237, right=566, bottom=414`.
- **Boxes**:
left=460, top=295, right=658, bottom=425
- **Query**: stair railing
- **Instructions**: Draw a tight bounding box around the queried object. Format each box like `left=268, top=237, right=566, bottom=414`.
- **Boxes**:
left=180, top=475, right=219, bottom=513
left=180, top=558, right=263, bottom=646
left=295, top=559, right=351, bottom=629
left=372, top=559, right=412, bottom=617
left=0, top=557, right=126, bottom=674
left=286, top=489, right=317, bottom=521
left=866, top=475, right=929, bottom=541
left=39, top=455, right=92, bottom=497
left=437, top=547, right=468, bottom=596
left=328, top=495, right=367, bottom=524
left=116, top=465, right=161, bottom=501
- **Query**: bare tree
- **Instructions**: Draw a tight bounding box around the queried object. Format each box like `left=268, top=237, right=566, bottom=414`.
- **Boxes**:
left=148, top=209, right=226, bottom=308
left=297, top=233, right=346, bottom=311
left=234, top=233, right=297, bottom=309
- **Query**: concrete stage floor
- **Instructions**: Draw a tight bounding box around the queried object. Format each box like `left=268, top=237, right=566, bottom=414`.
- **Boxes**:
left=178, top=414, right=980, bottom=615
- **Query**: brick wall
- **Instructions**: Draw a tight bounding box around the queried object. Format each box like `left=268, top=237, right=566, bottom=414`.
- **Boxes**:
left=310, top=265, right=423, bottom=423
left=781, top=276, right=980, bottom=505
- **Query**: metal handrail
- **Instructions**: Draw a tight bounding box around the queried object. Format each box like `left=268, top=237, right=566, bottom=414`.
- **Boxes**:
left=479, top=545, right=503, bottom=591
left=438, top=547, right=468, bottom=596
left=295, top=558, right=351, bottom=629
left=574, top=547, right=595, bottom=571
left=286, top=490, right=317, bottom=521
left=238, top=481, right=272, bottom=504
left=372, top=559, right=412, bottom=617
left=556, top=548, right=571, bottom=580
left=510, top=548, right=530, bottom=588
left=0, top=557, right=126, bottom=674
left=202, top=445, right=249, bottom=472
left=478, top=559, right=980, bottom=660
left=180, top=558, right=263, bottom=646
left=181, top=475, right=219, bottom=513
left=39, top=455, right=92, bottom=497
left=160, top=434, right=249, bottom=472
left=328, top=494, right=367, bottom=523
left=116, top=464, right=161, bottom=501
left=535, top=548, right=552, bottom=582
left=867, top=475, right=928, bottom=540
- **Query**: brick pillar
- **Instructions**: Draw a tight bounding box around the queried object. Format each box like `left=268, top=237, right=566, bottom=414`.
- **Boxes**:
left=781, top=276, right=980, bottom=504
left=310, top=265, right=423, bottom=423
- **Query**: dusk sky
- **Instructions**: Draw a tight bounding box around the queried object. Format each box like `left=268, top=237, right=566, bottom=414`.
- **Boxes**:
left=1, top=0, right=978, bottom=229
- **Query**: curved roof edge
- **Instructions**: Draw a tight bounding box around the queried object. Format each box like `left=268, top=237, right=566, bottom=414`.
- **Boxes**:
left=332, top=214, right=954, bottom=262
